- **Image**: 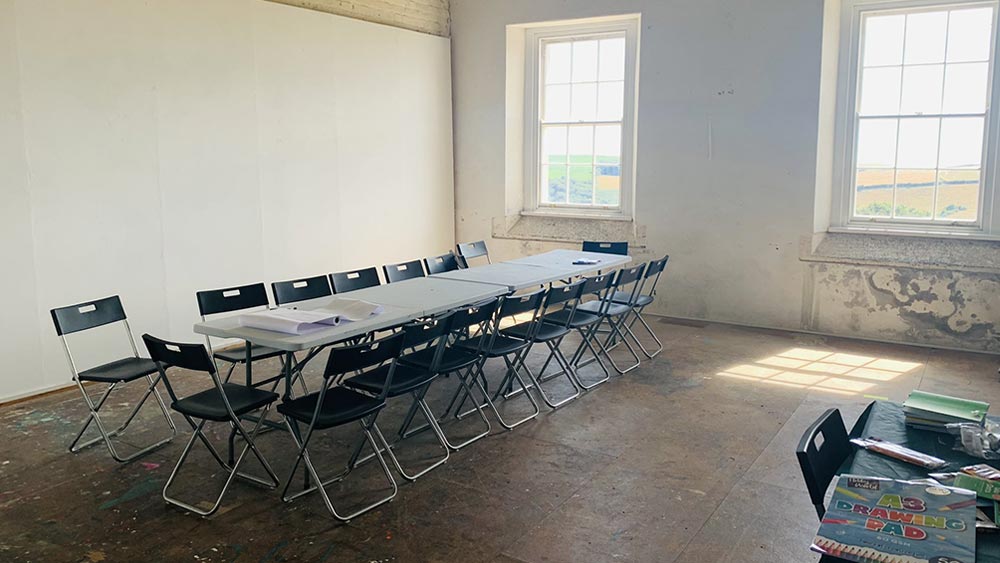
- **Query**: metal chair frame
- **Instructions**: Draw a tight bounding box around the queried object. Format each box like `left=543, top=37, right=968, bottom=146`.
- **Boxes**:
left=51, top=296, right=176, bottom=463
left=423, top=252, right=462, bottom=275
left=592, top=264, right=647, bottom=374
left=514, top=282, right=586, bottom=409
left=456, top=240, right=491, bottom=268
left=615, top=255, right=670, bottom=359
left=143, top=335, right=279, bottom=517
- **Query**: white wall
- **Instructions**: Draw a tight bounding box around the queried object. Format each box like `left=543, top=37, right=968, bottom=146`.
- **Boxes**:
left=0, top=0, right=454, bottom=401
left=450, top=0, right=828, bottom=330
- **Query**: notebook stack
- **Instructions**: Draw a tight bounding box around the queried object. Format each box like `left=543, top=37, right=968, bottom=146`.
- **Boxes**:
left=903, top=390, right=989, bottom=432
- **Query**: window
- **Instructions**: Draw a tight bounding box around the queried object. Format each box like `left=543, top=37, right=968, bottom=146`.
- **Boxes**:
left=835, top=1, right=1000, bottom=235
left=523, top=17, right=639, bottom=218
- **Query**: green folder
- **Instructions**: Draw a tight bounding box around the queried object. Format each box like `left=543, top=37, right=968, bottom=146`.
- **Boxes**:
left=903, top=390, right=989, bottom=424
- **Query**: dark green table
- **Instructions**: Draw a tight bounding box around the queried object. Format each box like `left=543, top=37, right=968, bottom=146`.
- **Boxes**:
left=834, top=400, right=1000, bottom=562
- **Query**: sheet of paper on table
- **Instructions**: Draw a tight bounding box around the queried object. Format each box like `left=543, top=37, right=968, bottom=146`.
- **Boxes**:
left=239, top=300, right=384, bottom=335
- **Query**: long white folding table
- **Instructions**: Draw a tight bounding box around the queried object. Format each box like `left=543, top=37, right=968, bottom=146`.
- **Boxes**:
left=434, top=249, right=631, bottom=291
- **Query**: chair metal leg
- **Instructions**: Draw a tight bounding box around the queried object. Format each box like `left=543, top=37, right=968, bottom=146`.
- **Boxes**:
left=69, top=374, right=177, bottom=463
left=349, top=389, right=449, bottom=480
left=627, top=307, right=663, bottom=358
left=465, top=350, right=539, bottom=430
left=402, top=363, right=492, bottom=450
left=601, top=313, right=642, bottom=374
left=162, top=406, right=278, bottom=517
left=519, top=339, right=580, bottom=409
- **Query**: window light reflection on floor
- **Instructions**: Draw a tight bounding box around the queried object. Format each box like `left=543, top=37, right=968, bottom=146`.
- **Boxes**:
left=717, top=348, right=922, bottom=395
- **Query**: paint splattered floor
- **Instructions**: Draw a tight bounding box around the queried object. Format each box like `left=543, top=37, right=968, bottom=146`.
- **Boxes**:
left=1, top=318, right=998, bottom=563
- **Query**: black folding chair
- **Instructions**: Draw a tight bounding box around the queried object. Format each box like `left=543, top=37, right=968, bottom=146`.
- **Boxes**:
left=540, top=274, right=615, bottom=389
left=796, top=408, right=851, bottom=520
left=453, top=290, right=545, bottom=430
left=196, top=283, right=285, bottom=386
left=343, top=312, right=456, bottom=480
left=582, top=241, right=629, bottom=256
left=504, top=282, right=586, bottom=409
left=329, top=267, right=381, bottom=293
left=271, top=275, right=333, bottom=306
left=456, top=240, right=491, bottom=268
left=51, top=296, right=176, bottom=462
left=423, top=252, right=461, bottom=274
left=383, top=260, right=426, bottom=283
left=278, top=332, right=405, bottom=521
left=576, top=264, right=646, bottom=374
left=610, top=255, right=670, bottom=358
left=143, top=334, right=279, bottom=517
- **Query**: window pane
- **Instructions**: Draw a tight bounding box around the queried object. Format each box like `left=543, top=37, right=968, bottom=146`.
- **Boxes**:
left=542, top=126, right=568, bottom=164
left=855, top=169, right=894, bottom=217
left=859, top=67, right=902, bottom=115
left=938, top=117, right=984, bottom=168
left=900, top=64, right=943, bottom=115
left=942, top=62, right=989, bottom=114
left=863, top=14, right=905, bottom=66
left=936, top=169, right=980, bottom=220
left=571, top=40, right=598, bottom=82
left=571, top=83, right=597, bottom=121
left=597, top=81, right=624, bottom=120
left=904, top=11, right=948, bottom=64
left=947, top=7, right=994, bottom=63
left=544, top=84, right=570, bottom=121
left=545, top=42, right=571, bottom=84
left=896, top=118, right=939, bottom=168
left=595, top=165, right=621, bottom=205
left=856, top=119, right=898, bottom=168
left=569, top=165, right=594, bottom=204
left=543, top=164, right=567, bottom=204
left=568, top=126, right=594, bottom=164
left=594, top=124, right=621, bottom=164
left=599, top=37, right=625, bottom=81
left=894, top=169, right=935, bottom=218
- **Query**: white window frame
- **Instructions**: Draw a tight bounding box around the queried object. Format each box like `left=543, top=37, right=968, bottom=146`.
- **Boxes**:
left=522, top=17, right=640, bottom=220
left=832, top=0, right=1000, bottom=237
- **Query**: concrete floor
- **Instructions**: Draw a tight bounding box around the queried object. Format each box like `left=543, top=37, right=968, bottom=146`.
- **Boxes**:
left=1, top=317, right=998, bottom=563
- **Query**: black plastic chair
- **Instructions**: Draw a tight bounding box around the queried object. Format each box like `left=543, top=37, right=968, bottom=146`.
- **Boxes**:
left=610, top=255, right=670, bottom=358
left=278, top=332, right=405, bottom=521
left=796, top=408, right=851, bottom=520
left=582, top=241, right=629, bottom=256
left=383, top=260, right=426, bottom=284
left=50, top=296, right=176, bottom=462
left=504, top=281, right=586, bottom=409
left=329, top=267, right=381, bottom=294
left=343, top=312, right=456, bottom=480
left=196, top=283, right=285, bottom=384
left=271, top=275, right=332, bottom=306
left=454, top=290, right=546, bottom=430
left=540, top=274, right=615, bottom=389
left=423, top=252, right=461, bottom=275
left=576, top=264, right=646, bottom=374
left=456, top=240, right=491, bottom=268
left=143, top=334, right=279, bottom=517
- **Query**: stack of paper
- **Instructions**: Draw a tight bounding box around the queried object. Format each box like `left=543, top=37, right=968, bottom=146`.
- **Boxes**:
left=239, top=299, right=384, bottom=335
left=903, top=390, right=989, bottom=432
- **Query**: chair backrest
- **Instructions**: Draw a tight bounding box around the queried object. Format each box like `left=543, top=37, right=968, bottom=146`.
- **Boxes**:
left=580, top=273, right=615, bottom=298
left=582, top=241, right=629, bottom=256
left=796, top=408, right=851, bottom=520
left=143, top=334, right=216, bottom=374
left=544, top=280, right=585, bottom=309
left=330, top=267, right=381, bottom=294
left=423, top=252, right=461, bottom=275
left=614, top=263, right=646, bottom=290
left=271, top=275, right=332, bottom=306
left=324, top=333, right=405, bottom=402
left=383, top=260, right=426, bottom=283
left=51, top=295, right=128, bottom=336
left=196, top=283, right=270, bottom=317
left=456, top=240, right=490, bottom=267
left=451, top=297, right=501, bottom=332
left=498, top=288, right=546, bottom=319
left=401, top=311, right=455, bottom=349
left=637, top=255, right=670, bottom=298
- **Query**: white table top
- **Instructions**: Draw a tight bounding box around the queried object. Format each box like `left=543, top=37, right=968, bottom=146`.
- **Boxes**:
left=505, top=249, right=631, bottom=276
left=193, top=277, right=506, bottom=352
left=431, top=262, right=556, bottom=291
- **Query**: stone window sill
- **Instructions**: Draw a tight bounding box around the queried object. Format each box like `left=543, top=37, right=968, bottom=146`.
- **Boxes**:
left=491, top=213, right=638, bottom=245
left=801, top=232, right=1000, bottom=274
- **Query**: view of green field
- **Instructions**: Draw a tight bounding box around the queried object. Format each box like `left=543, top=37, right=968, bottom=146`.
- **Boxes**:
left=544, top=154, right=621, bottom=206
left=854, top=168, right=980, bottom=220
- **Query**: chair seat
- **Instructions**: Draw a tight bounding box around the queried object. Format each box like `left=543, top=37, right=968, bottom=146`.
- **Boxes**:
left=172, top=383, right=278, bottom=422
left=503, top=321, right=569, bottom=342
left=277, top=387, right=384, bottom=430
left=609, top=291, right=654, bottom=307
left=400, top=346, right=480, bottom=373
left=213, top=343, right=284, bottom=364
left=78, top=357, right=161, bottom=383
left=456, top=334, right=529, bottom=357
left=343, top=363, right=436, bottom=397
left=542, top=309, right=601, bottom=329
left=576, top=300, right=631, bottom=317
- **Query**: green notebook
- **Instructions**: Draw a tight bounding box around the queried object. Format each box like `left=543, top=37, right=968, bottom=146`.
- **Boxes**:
left=903, top=390, right=989, bottom=424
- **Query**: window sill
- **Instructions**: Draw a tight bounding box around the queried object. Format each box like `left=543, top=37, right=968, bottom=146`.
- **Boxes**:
left=801, top=231, right=1000, bottom=274
left=520, top=209, right=633, bottom=222
left=830, top=225, right=1000, bottom=242
left=492, top=212, right=637, bottom=244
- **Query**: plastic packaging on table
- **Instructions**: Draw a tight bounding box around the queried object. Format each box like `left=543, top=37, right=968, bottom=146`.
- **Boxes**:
left=850, top=437, right=948, bottom=469
left=946, top=419, right=1000, bottom=460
